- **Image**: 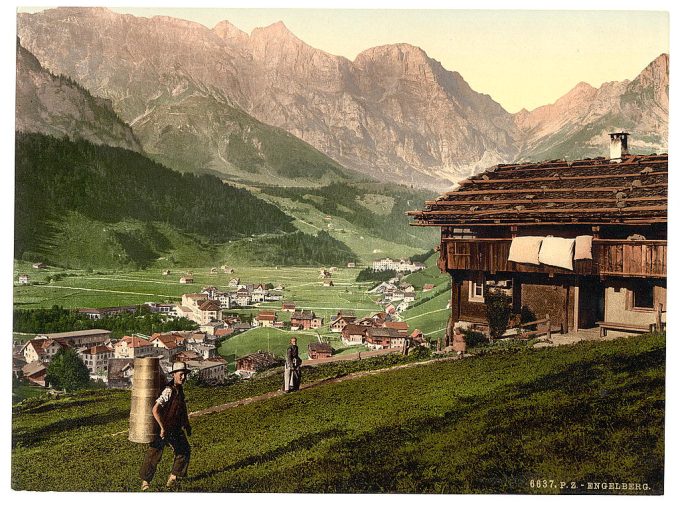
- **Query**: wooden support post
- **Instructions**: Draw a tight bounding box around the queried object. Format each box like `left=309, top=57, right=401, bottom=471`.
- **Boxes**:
left=564, top=285, right=571, bottom=333
left=655, top=303, right=663, bottom=332
left=545, top=314, right=552, bottom=343
left=454, top=279, right=462, bottom=324
left=446, top=277, right=463, bottom=347
left=592, top=225, right=601, bottom=239
left=573, top=282, right=580, bottom=332
left=512, top=277, right=521, bottom=314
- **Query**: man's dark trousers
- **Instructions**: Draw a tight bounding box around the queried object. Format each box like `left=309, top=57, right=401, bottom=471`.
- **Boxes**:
left=140, top=429, right=190, bottom=482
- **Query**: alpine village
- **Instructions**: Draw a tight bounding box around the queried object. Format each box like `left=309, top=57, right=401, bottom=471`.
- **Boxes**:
left=11, top=8, right=668, bottom=495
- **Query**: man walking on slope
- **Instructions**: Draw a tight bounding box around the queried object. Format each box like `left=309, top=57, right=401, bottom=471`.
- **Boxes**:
left=284, top=337, right=302, bottom=392
left=140, top=362, right=192, bottom=491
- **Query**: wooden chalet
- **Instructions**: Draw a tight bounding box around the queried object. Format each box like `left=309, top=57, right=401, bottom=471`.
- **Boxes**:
left=282, top=301, right=297, bottom=312
left=290, top=309, right=323, bottom=330
left=308, top=341, right=333, bottom=359
left=408, top=134, right=667, bottom=338
left=22, top=361, right=48, bottom=386
left=341, top=323, right=367, bottom=345
left=254, top=311, right=277, bottom=327
left=235, top=351, right=281, bottom=377
left=107, top=358, right=135, bottom=389
left=330, top=312, right=357, bottom=333
left=365, top=327, right=407, bottom=349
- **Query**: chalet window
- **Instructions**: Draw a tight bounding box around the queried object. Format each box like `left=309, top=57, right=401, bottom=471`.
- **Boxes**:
left=469, top=282, right=485, bottom=303
left=630, top=282, right=655, bottom=310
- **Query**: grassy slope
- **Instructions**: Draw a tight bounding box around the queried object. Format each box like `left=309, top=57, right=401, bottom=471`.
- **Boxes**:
left=252, top=182, right=439, bottom=258
left=12, top=333, right=665, bottom=493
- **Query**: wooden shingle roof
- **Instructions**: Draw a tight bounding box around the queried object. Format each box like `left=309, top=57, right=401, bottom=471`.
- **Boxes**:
left=408, top=154, right=668, bottom=227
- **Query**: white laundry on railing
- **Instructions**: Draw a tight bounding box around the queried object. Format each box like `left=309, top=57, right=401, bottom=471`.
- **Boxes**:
left=538, top=236, right=576, bottom=270
left=574, top=235, right=593, bottom=260
left=508, top=235, right=594, bottom=270
left=507, top=236, right=544, bottom=265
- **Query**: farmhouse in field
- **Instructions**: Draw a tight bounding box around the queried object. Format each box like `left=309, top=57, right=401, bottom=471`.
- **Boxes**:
left=179, top=275, right=194, bottom=284
left=290, top=309, right=323, bottom=330
left=282, top=301, right=296, bottom=312
left=253, top=311, right=277, bottom=327
left=18, top=274, right=29, bottom=284
left=341, top=323, right=367, bottom=345
left=232, top=322, right=252, bottom=333
left=308, top=341, right=333, bottom=359
left=409, top=133, right=667, bottom=341
left=235, top=351, right=280, bottom=377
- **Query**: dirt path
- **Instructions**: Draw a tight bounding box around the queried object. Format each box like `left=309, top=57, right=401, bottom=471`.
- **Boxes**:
left=189, top=354, right=463, bottom=418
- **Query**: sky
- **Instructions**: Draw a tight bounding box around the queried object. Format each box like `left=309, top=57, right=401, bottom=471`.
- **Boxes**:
left=16, top=2, right=670, bottom=113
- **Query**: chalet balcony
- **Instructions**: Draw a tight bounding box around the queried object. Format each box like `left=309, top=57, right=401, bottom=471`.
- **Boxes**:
left=439, top=238, right=667, bottom=278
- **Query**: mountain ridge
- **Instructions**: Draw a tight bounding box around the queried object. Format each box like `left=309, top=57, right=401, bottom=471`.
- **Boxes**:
left=16, top=8, right=668, bottom=190
left=15, top=39, right=143, bottom=152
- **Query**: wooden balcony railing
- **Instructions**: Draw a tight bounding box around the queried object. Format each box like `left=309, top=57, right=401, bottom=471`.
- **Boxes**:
left=439, top=238, right=666, bottom=278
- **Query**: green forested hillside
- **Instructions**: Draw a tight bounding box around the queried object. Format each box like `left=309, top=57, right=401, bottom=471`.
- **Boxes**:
left=14, top=133, right=440, bottom=269
left=259, top=182, right=438, bottom=250
left=15, top=133, right=296, bottom=267
left=11, top=333, right=665, bottom=493
left=221, top=230, right=356, bottom=266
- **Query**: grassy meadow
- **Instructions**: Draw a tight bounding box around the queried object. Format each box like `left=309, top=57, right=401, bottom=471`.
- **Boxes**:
left=12, top=263, right=379, bottom=310
left=11, top=333, right=665, bottom=493
left=218, top=327, right=368, bottom=370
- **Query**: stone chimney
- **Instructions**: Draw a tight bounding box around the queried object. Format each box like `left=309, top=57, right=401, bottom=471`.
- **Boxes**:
left=609, top=132, right=630, bottom=162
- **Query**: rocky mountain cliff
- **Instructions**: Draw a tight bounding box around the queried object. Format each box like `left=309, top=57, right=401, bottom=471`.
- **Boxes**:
left=514, top=54, right=668, bottom=161
left=15, top=38, right=142, bottom=152
left=16, top=8, right=668, bottom=189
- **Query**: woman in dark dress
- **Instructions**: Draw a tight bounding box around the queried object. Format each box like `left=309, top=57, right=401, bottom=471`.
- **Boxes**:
left=285, top=337, right=302, bottom=392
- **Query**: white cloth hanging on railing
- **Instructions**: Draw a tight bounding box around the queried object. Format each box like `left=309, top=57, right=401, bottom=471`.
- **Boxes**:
left=538, top=236, right=575, bottom=270
left=508, top=236, right=544, bottom=265
left=574, top=235, right=593, bottom=260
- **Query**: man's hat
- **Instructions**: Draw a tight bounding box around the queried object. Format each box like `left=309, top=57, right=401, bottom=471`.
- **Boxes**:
left=170, top=361, right=190, bottom=374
